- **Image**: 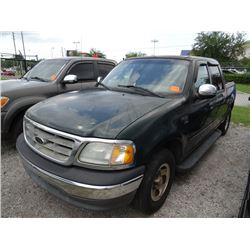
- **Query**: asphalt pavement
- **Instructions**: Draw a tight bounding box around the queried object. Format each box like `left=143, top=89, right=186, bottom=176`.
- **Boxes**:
left=1, top=124, right=250, bottom=218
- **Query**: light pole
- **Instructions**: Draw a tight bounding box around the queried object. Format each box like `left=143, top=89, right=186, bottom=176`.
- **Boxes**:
left=51, top=47, right=54, bottom=58
left=73, top=41, right=80, bottom=51
left=151, top=39, right=159, bottom=55
left=21, top=31, right=27, bottom=72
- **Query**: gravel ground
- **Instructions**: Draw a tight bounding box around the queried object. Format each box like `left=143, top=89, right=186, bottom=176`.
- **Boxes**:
left=1, top=124, right=250, bottom=218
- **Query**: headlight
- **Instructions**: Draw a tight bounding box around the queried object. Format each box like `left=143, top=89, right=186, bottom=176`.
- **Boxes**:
left=0, top=96, right=9, bottom=108
left=78, top=142, right=135, bottom=167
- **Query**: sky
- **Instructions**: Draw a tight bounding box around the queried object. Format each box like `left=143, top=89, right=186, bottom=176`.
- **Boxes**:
left=1, top=0, right=250, bottom=63
left=0, top=31, right=200, bottom=62
left=1, top=30, right=249, bottom=63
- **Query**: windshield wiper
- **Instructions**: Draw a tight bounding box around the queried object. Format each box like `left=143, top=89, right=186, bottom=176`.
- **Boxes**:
left=21, top=76, right=29, bottom=81
left=96, top=82, right=111, bottom=90
left=118, top=84, right=163, bottom=97
left=29, top=76, right=48, bottom=82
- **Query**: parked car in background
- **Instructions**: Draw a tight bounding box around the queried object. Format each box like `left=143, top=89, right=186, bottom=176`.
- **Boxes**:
left=17, top=56, right=235, bottom=214
left=1, top=57, right=116, bottom=140
left=222, top=68, right=245, bottom=74
left=1, top=68, right=16, bottom=76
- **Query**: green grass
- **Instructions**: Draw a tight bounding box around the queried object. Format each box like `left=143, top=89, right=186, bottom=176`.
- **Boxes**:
left=0, top=75, right=21, bottom=80
left=0, top=76, right=9, bottom=80
left=232, top=106, right=250, bottom=126
left=236, top=83, right=250, bottom=94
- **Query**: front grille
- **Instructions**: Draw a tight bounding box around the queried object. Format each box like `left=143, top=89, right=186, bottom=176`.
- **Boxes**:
left=24, top=118, right=76, bottom=163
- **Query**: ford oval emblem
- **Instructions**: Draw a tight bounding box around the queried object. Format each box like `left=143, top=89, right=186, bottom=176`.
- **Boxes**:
left=34, top=136, right=48, bottom=145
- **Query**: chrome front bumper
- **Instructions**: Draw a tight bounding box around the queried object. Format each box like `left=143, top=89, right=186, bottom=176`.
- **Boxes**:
left=20, top=154, right=143, bottom=201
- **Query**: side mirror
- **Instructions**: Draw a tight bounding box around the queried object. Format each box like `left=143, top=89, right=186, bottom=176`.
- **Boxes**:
left=97, top=76, right=103, bottom=83
left=63, top=74, right=77, bottom=83
left=198, top=84, right=217, bottom=98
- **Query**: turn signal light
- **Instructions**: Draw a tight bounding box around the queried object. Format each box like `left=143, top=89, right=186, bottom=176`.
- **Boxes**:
left=0, top=97, right=9, bottom=108
left=111, top=144, right=134, bottom=165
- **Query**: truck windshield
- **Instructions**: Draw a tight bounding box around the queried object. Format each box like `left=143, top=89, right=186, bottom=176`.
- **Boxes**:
left=24, top=59, right=69, bottom=82
left=102, top=59, right=190, bottom=95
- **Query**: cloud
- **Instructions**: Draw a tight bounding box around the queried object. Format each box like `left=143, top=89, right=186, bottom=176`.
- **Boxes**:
left=0, top=31, right=64, bottom=44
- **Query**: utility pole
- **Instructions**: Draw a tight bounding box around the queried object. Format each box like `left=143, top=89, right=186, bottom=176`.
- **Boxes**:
left=21, top=32, right=26, bottom=59
left=21, top=31, right=27, bottom=72
left=151, top=39, right=159, bottom=55
left=12, top=32, right=22, bottom=74
left=12, top=32, right=17, bottom=55
left=18, top=50, right=24, bottom=73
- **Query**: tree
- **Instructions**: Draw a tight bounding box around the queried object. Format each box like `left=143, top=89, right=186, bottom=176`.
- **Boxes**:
left=239, top=57, right=250, bottom=67
left=125, top=51, right=146, bottom=58
left=191, top=32, right=246, bottom=65
left=67, top=48, right=106, bottom=58
left=88, top=48, right=106, bottom=58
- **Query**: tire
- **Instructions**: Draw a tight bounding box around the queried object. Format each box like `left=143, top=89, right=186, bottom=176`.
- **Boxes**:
left=12, top=114, right=24, bottom=141
left=133, top=149, right=175, bottom=214
left=219, top=110, right=231, bottom=136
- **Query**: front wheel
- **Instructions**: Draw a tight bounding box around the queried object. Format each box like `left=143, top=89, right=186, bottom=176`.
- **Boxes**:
left=11, top=113, right=25, bottom=141
left=133, top=149, right=175, bottom=214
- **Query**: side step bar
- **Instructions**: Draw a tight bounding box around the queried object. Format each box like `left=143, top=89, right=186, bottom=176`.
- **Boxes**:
left=176, top=129, right=222, bottom=172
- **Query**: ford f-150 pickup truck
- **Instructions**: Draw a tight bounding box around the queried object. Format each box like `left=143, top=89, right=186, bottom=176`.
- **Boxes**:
left=16, top=56, right=236, bottom=214
left=1, top=57, right=116, bottom=140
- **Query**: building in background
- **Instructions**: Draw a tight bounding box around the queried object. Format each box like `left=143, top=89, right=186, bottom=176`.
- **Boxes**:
left=180, top=50, right=191, bottom=56
left=243, top=41, right=250, bottom=58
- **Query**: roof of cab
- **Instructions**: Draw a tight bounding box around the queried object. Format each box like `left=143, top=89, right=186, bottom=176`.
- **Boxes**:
left=125, top=55, right=219, bottom=65
left=45, top=57, right=117, bottom=64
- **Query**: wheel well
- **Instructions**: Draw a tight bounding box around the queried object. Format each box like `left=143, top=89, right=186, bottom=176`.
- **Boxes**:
left=9, top=109, right=28, bottom=133
left=146, top=138, right=183, bottom=165
left=161, top=139, right=183, bottom=165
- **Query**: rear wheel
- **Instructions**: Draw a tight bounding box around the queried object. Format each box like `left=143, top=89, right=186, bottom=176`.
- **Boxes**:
left=219, top=110, right=231, bottom=136
left=133, top=149, right=175, bottom=214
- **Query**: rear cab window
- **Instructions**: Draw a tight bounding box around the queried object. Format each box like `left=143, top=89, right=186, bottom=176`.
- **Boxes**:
left=209, top=65, right=224, bottom=90
left=97, top=62, right=115, bottom=78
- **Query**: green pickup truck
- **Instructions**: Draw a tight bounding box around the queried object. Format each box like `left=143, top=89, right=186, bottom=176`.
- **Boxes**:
left=16, top=56, right=235, bottom=214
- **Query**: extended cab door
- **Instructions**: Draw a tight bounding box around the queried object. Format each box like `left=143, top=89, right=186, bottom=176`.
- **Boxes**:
left=58, top=61, right=96, bottom=93
left=208, top=64, right=227, bottom=126
left=182, top=62, right=218, bottom=154
left=96, top=61, right=116, bottom=78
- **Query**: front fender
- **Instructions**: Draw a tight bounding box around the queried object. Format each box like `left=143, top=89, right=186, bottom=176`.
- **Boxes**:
left=3, top=96, right=46, bottom=132
left=117, top=99, right=186, bottom=166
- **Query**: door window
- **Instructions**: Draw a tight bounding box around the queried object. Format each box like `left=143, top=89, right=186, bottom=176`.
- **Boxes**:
left=68, top=63, right=94, bottom=80
left=195, top=65, right=210, bottom=88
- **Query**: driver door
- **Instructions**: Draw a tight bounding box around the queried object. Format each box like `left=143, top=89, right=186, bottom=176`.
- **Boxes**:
left=59, top=61, right=96, bottom=93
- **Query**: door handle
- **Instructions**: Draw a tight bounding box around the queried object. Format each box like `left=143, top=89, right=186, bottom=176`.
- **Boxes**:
left=180, top=115, right=189, bottom=124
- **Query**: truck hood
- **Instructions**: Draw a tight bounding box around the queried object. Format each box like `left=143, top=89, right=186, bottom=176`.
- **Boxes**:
left=26, top=89, right=171, bottom=139
left=0, top=79, right=47, bottom=93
